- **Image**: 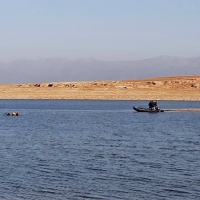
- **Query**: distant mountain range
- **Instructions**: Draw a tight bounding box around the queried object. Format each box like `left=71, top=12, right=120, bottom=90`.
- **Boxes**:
left=0, top=55, right=200, bottom=84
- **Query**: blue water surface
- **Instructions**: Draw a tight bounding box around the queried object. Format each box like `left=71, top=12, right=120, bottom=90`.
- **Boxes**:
left=0, top=100, right=200, bottom=200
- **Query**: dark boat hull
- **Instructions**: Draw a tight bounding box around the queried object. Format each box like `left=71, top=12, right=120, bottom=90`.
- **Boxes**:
left=133, top=106, right=164, bottom=113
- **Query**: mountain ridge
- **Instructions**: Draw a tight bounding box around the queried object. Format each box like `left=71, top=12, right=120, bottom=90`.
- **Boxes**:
left=0, top=55, right=200, bottom=84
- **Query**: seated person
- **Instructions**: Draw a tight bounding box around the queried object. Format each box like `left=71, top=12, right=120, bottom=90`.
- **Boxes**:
left=12, top=112, right=20, bottom=116
left=148, top=100, right=159, bottom=110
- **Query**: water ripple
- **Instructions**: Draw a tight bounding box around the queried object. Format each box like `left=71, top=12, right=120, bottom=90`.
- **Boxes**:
left=0, top=100, right=200, bottom=199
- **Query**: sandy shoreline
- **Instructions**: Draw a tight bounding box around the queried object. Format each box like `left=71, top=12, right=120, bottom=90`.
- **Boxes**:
left=0, top=75, right=200, bottom=101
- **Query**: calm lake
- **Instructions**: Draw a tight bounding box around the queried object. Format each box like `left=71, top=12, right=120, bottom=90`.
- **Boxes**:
left=0, top=100, right=200, bottom=200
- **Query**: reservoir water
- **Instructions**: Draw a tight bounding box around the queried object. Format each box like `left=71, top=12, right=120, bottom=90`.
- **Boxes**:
left=0, top=100, right=200, bottom=200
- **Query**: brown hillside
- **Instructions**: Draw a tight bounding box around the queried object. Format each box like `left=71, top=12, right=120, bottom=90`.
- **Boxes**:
left=0, top=75, right=200, bottom=100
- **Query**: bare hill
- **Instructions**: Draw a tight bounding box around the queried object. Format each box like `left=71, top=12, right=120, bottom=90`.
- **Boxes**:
left=1, top=75, right=200, bottom=100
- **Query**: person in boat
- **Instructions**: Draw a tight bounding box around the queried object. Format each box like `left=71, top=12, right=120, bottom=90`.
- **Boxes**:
left=11, top=112, right=20, bottom=116
left=148, top=100, right=159, bottom=110
left=4, top=112, right=11, bottom=116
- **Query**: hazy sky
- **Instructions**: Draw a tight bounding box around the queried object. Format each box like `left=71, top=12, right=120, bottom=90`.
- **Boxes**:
left=0, top=0, right=200, bottom=61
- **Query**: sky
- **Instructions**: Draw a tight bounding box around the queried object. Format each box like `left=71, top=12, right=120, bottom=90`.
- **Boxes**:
left=0, top=0, right=200, bottom=62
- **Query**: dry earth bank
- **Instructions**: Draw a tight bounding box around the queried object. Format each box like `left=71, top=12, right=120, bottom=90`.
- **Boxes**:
left=0, top=75, right=200, bottom=100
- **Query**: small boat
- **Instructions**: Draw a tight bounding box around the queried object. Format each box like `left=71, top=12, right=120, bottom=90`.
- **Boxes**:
left=4, top=112, right=20, bottom=116
left=133, top=106, right=164, bottom=113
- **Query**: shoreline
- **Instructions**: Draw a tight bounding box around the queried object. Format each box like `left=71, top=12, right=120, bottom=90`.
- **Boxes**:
left=0, top=75, right=200, bottom=101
